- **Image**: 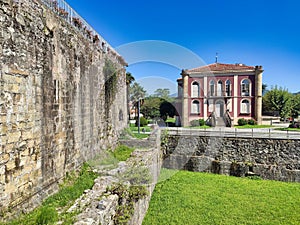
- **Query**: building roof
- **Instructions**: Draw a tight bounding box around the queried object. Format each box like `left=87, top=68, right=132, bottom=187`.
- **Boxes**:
left=186, top=63, right=256, bottom=74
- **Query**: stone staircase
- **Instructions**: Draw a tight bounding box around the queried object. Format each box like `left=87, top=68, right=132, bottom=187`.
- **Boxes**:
left=215, top=117, right=226, bottom=127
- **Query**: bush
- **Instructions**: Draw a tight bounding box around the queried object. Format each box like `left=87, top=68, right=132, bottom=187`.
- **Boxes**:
left=190, top=119, right=206, bottom=127
left=289, top=122, right=300, bottom=128
left=135, top=117, right=148, bottom=127
left=238, top=118, right=247, bottom=126
left=247, top=119, right=257, bottom=125
left=199, top=119, right=205, bottom=126
left=36, top=206, right=58, bottom=225
left=190, top=119, right=200, bottom=127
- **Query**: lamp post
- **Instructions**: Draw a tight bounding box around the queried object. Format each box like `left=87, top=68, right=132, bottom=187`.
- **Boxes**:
left=137, top=98, right=140, bottom=134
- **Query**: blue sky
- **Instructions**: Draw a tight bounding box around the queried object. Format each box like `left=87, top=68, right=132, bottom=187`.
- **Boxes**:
left=66, top=0, right=300, bottom=94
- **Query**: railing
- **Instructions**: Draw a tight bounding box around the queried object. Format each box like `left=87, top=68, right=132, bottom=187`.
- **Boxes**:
left=163, top=127, right=300, bottom=140
left=223, top=110, right=232, bottom=127
left=40, top=0, right=123, bottom=61
left=206, top=112, right=216, bottom=127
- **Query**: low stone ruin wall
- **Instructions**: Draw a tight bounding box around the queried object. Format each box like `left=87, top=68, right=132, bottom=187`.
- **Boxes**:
left=162, top=135, right=300, bottom=182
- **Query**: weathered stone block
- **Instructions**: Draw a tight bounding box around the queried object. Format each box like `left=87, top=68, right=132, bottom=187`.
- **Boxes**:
left=7, top=131, right=21, bottom=143
left=0, top=153, right=10, bottom=164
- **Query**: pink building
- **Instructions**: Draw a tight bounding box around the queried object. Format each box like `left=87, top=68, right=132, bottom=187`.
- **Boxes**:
left=177, top=63, right=263, bottom=127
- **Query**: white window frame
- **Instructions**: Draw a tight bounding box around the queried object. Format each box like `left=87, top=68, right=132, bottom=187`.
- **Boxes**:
left=191, top=81, right=200, bottom=98
left=191, top=100, right=200, bottom=114
left=209, top=80, right=215, bottom=96
left=217, top=80, right=223, bottom=96
left=241, top=79, right=251, bottom=96
left=240, top=99, right=251, bottom=114
left=225, top=80, right=231, bottom=96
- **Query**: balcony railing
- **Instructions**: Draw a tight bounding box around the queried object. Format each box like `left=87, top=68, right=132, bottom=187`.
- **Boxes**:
left=40, top=0, right=124, bottom=63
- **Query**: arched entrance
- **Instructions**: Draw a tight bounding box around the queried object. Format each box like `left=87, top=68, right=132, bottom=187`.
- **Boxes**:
left=215, top=100, right=224, bottom=117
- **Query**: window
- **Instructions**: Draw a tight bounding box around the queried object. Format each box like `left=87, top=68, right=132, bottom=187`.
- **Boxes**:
left=217, top=80, right=223, bottom=96
left=208, top=99, right=214, bottom=112
left=225, top=80, right=231, bottom=96
left=241, top=79, right=250, bottom=96
left=241, top=99, right=250, bottom=114
left=191, top=81, right=200, bottom=97
left=191, top=100, right=200, bottom=114
left=209, top=80, right=215, bottom=96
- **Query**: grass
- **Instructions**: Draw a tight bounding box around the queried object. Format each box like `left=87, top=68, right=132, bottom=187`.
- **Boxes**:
left=275, top=127, right=300, bottom=132
left=188, top=125, right=211, bottom=129
left=235, top=124, right=273, bottom=129
left=165, top=117, right=176, bottom=123
left=132, top=133, right=149, bottom=139
left=129, top=125, right=151, bottom=132
left=143, top=170, right=300, bottom=225
left=111, top=145, right=134, bottom=161
left=2, top=163, right=98, bottom=225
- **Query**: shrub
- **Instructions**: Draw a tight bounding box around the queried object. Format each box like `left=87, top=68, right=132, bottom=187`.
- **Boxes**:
left=135, top=117, right=148, bottom=127
left=36, top=206, right=58, bottom=225
left=190, top=119, right=200, bottom=127
left=238, top=118, right=247, bottom=126
left=247, top=119, right=257, bottom=125
left=199, top=119, right=205, bottom=126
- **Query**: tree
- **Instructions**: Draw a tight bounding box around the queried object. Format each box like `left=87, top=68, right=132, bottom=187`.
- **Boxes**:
left=262, top=86, right=293, bottom=119
left=126, top=72, right=135, bottom=121
left=159, top=100, right=177, bottom=121
left=153, top=88, right=170, bottom=100
left=126, top=72, right=135, bottom=85
left=262, top=83, right=267, bottom=96
left=130, top=82, right=147, bottom=118
left=291, top=94, right=300, bottom=119
left=140, top=96, right=162, bottom=119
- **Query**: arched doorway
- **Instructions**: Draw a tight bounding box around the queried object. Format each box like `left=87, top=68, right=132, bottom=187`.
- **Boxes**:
left=215, top=100, right=224, bottom=117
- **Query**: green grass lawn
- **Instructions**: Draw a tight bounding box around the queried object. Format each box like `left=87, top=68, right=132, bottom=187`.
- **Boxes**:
left=235, top=124, right=273, bottom=129
left=129, top=125, right=151, bottom=132
left=275, top=127, right=300, bottom=132
left=188, top=125, right=211, bottom=129
left=143, top=170, right=300, bottom=225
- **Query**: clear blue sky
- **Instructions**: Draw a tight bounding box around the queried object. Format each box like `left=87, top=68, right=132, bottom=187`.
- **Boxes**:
left=66, top=0, right=300, bottom=94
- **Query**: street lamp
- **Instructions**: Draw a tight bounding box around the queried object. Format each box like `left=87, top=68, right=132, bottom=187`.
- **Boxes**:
left=137, top=98, right=140, bottom=134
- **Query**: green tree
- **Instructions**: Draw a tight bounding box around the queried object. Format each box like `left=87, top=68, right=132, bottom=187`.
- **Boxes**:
left=291, top=94, right=300, bottom=119
left=130, top=82, right=147, bottom=118
left=159, top=100, right=177, bottom=121
left=263, top=86, right=293, bottom=119
left=126, top=72, right=135, bottom=121
left=140, top=96, right=162, bottom=119
left=153, top=88, right=171, bottom=100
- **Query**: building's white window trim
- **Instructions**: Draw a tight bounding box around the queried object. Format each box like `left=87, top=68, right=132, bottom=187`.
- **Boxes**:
left=208, top=99, right=214, bottom=112
left=191, top=100, right=200, bottom=114
left=217, top=80, right=223, bottom=96
left=225, top=79, right=231, bottom=96
left=240, top=98, right=251, bottom=114
left=241, top=79, right=251, bottom=96
left=191, top=81, right=200, bottom=98
left=209, top=80, right=215, bottom=96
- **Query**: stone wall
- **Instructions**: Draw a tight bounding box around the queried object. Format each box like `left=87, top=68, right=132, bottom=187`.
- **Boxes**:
left=162, top=135, right=300, bottom=182
left=0, top=0, right=127, bottom=217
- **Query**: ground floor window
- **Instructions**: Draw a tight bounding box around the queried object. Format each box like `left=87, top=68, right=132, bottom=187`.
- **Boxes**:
left=191, top=100, right=200, bottom=114
left=241, top=99, right=250, bottom=114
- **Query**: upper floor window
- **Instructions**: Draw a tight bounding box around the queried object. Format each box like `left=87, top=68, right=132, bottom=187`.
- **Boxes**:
left=191, top=81, right=200, bottom=97
left=191, top=100, right=200, bottom=114
left=241, top=79, right=250, bottom=96
left=217, top=80, right=223, bottom=96
left=241, top=99, right=250, bottom=114
left=209, top=80, right=215, bottom=96
left=225, top=80, right=231, bottom=96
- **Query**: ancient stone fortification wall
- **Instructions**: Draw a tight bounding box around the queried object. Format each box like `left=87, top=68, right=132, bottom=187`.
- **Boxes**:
left=0, top=0, right=127, bottom=216
left=162, top=135, right=300, bottom=182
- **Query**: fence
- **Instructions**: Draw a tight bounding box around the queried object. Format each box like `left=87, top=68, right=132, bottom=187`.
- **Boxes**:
left=40, top=0, right=119, bottom=57
left=163, top=127, right=300, bottom=140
